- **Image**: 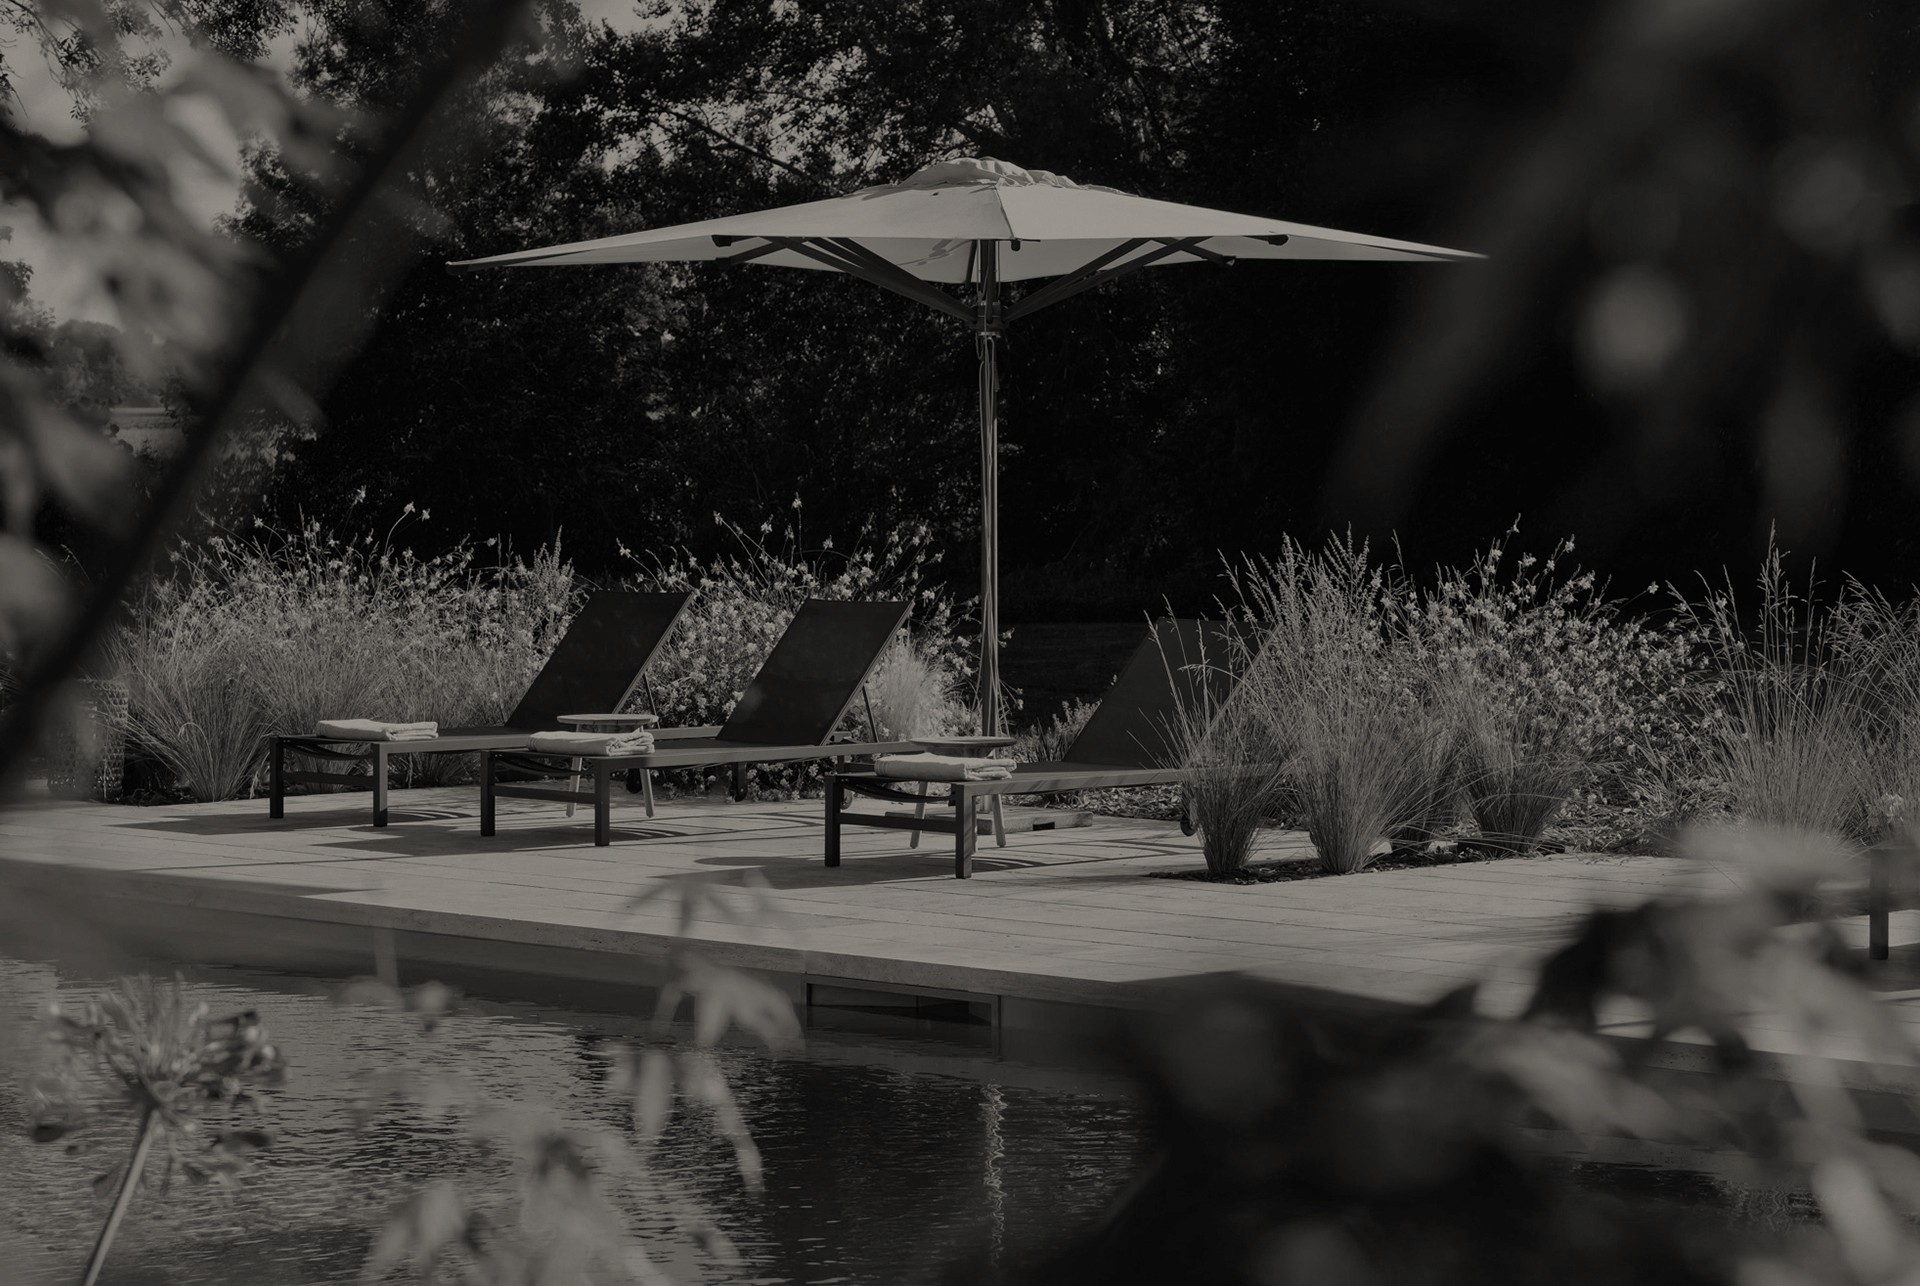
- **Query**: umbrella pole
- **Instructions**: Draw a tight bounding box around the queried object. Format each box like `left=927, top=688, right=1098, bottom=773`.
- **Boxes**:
left=976, top=241, right=1003, bottom=735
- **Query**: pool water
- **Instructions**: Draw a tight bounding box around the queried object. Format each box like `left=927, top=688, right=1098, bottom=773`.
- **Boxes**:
left=0, top=951, right=1827, bottom=1286
left=0, top=954, right=1144, bottom=1285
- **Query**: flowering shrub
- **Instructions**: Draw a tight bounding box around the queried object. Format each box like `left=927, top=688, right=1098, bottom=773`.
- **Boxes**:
left=110, top=502, right=578, bottom=799
left=1012, top=697, right=1100, bottom=764
left=1396, top=528, right=1711, bottom=850
left=622, top=501, right=973, bottom=794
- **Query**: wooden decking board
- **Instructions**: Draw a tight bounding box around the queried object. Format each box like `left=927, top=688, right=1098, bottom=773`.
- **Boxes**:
left=8, top=789, right=1920, bottom=1080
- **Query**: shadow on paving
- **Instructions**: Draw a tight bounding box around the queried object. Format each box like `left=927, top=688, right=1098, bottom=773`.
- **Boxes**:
left=117, top=805, right=476, bottom=833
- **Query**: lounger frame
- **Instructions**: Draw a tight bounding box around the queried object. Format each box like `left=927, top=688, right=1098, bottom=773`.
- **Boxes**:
left=827, top=763, right=1186, bottom=878
left=823, top=618, right=1237, bottom=878
left=266, top=590, right=694, bottom=826
left=482, top=735, right=923, bottom=845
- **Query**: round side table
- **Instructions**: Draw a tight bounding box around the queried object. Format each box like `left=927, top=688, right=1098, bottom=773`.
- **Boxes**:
left=908, top=734, right=1016, bottom=848
left=556, top=713, right=660, bottom=817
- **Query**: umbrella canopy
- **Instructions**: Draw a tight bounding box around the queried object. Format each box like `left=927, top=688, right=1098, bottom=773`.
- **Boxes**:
left=450, top=156, right=1481, bottom=732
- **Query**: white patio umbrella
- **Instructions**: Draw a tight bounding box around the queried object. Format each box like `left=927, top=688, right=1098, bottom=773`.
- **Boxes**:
left=450, top=156, right=1480, bottom=733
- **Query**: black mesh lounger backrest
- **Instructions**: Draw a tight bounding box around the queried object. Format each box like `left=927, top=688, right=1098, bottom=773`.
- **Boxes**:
left=507, top=590, right=693, bottom=731
left=1064, top=618, right=1244, bottom=768
left=717, top=598, right=911, bottom=746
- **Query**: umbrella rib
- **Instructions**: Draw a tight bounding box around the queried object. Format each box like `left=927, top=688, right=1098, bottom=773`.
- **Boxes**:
left=790, top=237, right=972, bottom=322
left=1007, top=237, right=1204, bottom=321
left=819, top=238, right=976, bottom=319
left=1173, top=238, right=1236, bottom=266
left=719, top=238, right=793, bottom=265
left=1003, top=238, right=1149, bottom=321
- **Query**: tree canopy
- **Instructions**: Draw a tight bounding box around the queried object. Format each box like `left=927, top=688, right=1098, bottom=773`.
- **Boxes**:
left=235, top=0, right=1920, bottom=609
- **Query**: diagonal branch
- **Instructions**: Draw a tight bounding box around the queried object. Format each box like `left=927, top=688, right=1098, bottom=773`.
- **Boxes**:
left=653, top=103, right=833, bottom=193
left=0, top=0, right=540, bottom=789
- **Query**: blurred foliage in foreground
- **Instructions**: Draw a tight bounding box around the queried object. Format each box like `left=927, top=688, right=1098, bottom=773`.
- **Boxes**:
left=999, top=827, right=1916, bottom=1286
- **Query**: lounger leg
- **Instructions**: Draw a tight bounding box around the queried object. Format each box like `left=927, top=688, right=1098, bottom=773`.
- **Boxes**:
left=825, top=776, right=843, bottom=868
left=955, top=787, right=977, bottom=879
left=1872, top=844, right=1891, bottom=961
left=268, top=737, right=285, bottom=819
left=595, top=764, right=612, bottom=847
left=909, top=779, right=927, bottom=849
left=566, top=757, right=582, bottom=819
left=989, top=794, right=1008, bottom=847
left=641, top=769, right=655, bottom=818
left=373, top=744, right=390, bottom=828
left=480, top=752, right=496, bottom=837
left=732, top=763, right=747, bottom=802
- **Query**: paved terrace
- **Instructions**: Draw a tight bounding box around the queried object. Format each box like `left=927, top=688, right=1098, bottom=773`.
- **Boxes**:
left=4, top=788, right=1920, bottom=1083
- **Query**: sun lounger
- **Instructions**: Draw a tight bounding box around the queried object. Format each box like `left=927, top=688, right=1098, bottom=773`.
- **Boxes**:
left=825, top=618, right=1241, bottom=878
left=267, top=589, right=696, bottom=826
left=479, top=598, right=921, bottom=845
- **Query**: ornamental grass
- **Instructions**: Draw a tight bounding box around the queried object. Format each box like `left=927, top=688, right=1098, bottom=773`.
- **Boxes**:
left=1227, top=535, right=1444, bottom=874
left=1685, top=549, right=1871, bottom=842
left=108, top=504, right=577, bottom=800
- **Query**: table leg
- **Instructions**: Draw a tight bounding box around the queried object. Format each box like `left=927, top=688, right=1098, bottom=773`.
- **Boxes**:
left=373, top=744, right=390, bottom=828
left=909, top=779, right=928, bottom=848
left=955, top=789, right=978, bottom=879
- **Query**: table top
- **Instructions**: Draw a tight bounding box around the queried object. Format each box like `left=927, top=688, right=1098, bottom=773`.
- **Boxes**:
left=910, top=735, right=1015, bottom=755
left=556, top=712, right=659, bottom=729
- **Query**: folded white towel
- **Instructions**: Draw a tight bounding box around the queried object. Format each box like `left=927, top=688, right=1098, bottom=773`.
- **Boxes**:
left=313, top=719, right=440, bottom=742
left=527, top=730, right=657, bottom=757
left=875, top=753, right=1018, bottom=782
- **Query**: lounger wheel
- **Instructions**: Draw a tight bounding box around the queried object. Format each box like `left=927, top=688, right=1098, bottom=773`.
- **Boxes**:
left=624, top=768, right=646, bottom=794
left=1180, top=812, right=1196, bottom=837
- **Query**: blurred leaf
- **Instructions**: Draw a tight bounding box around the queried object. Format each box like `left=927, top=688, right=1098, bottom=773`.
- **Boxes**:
left=19, top=401, right=136, bottom=532
left=1467, top=1025, right=1682, bottom=1139
left=362, top=1180, right=473, bottom=1283
left=673, top=955, right=803, bottom=1052
left=1812, top=1154, right=1915, bottom=1282
left=677, top=1051, right=764, bottom=1195
left=1683, top=822, right=1853, bottom=895
left=633, top=1050, right=673, bottom=1146
left=91, top=1160, right=125, bottom=1197
left=215, top=1128, right=272, bottom=1155
left=0, top=536, right=73, bottom=653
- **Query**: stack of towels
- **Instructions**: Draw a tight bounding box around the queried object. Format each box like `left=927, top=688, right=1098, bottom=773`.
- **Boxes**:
left=313, top=720, right=439, bottom=742
left=875, top=753, right=1018, bottom=782
left=526, top=730, right=657, bottom=757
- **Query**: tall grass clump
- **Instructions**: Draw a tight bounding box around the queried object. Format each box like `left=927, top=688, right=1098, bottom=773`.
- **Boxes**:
left=858, top=633, right=969, bottom=740
left=112, top=623, right=269, bottom=803
left=110, top=503, right=578, bottom=799
left=1229, top=535, right=1443, bottom=875
left=1834, top=584, right=1920, bottom=831
left=624, top=502, right=972, bottom=739
left=1685, top=548, right=1868, bottom=840
left=1161, top=624, right=1284, bottom=875
left=1403, top=530, right=1704, bottom=853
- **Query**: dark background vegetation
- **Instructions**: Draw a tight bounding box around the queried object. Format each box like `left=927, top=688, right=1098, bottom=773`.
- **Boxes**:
left=24, top=0, right=1920, bottom=616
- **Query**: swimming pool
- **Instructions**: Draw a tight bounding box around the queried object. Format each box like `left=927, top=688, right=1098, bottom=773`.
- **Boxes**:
left=0, top=947, right=1824, bottom=1285
left=0, top=951, right=1146, bottom=1285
